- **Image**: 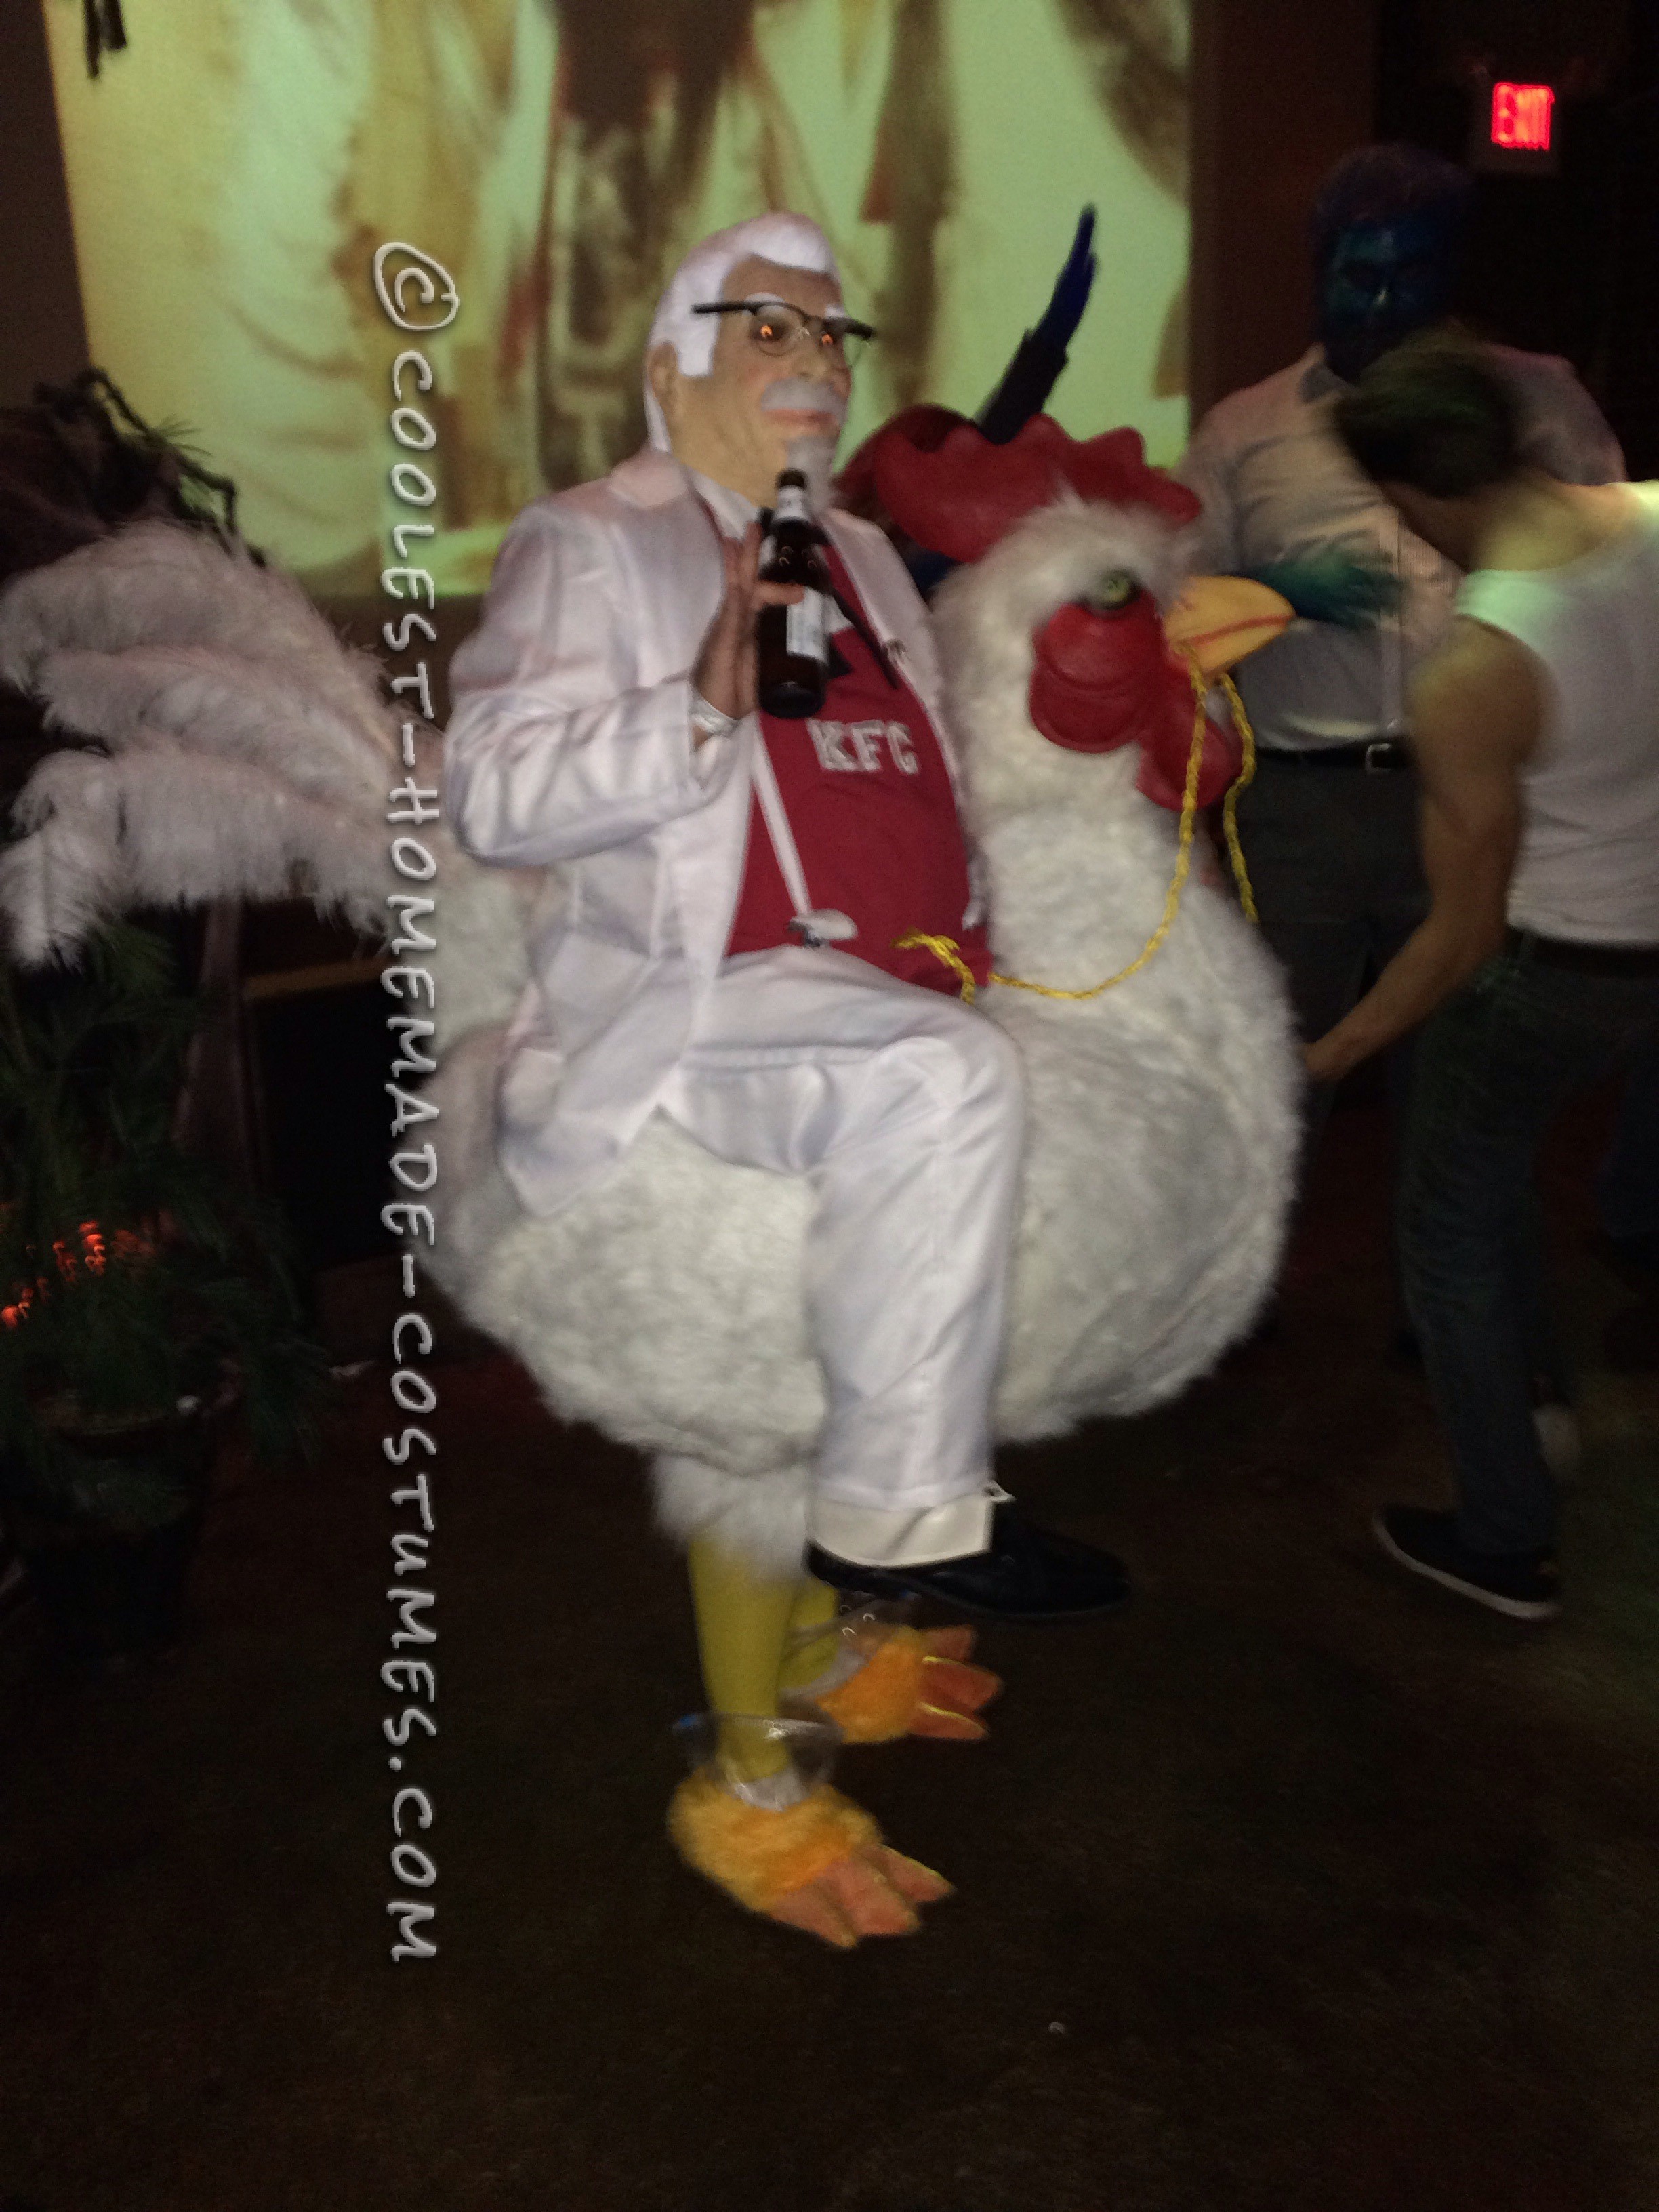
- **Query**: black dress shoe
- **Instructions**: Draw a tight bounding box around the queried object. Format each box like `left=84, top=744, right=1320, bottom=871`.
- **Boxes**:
left=805, top=1504, right=1130, bottom=1623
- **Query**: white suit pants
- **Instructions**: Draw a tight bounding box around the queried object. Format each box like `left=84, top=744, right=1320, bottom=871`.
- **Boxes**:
left=657, top=946, right=1025, bottom=1566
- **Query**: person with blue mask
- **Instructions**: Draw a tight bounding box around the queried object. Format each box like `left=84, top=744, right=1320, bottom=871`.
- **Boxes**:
left=1178, top=146, right=1624, bottom=1200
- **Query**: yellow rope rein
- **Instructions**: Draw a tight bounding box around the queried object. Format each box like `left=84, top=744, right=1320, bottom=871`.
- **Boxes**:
left=1217, top=669, right=1259, bottom=926
left=897, top=656, right=1259, bottom=1006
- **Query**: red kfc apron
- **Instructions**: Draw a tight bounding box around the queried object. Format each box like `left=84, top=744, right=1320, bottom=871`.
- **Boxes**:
left=726, top=546, right=991, bottom=994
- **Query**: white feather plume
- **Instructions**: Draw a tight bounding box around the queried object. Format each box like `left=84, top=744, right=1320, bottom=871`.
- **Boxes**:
left=0, top=522, right=388, bottom=718
left=0, top=735, right=394, bottom=956
left=0, top=523, right=449, bottom=964
left=0, top=750, right=126, bottom=962
left=30, top=644, right=390, bottom=812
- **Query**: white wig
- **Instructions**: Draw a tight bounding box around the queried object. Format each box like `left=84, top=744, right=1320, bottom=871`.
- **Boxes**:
left=642, top=213, right=842, bottom=450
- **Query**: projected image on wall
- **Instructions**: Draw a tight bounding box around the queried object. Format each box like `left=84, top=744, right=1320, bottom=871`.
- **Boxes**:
left=44, top=0, right=1190, bottom=594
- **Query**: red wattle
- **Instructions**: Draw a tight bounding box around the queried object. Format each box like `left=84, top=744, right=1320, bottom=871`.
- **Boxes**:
left=1026, top=594, right=1243, bottom=813
left=1135, top=707, right=1243, bottom=811
left=1027, top=596, right=1174, bottom=754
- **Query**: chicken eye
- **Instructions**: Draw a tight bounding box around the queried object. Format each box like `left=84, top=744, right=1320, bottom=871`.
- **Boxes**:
left=1079, top=571, right=1139, bottom=613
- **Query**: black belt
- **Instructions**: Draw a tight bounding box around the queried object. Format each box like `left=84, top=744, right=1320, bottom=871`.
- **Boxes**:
left=1506, top=927, right=1659, bottom=978
left=1256, top=739, right=1412, bottom=773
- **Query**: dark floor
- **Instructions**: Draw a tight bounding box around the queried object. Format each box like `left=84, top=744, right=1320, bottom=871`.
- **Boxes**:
left=2, top=1097, right=1656, bottom=2212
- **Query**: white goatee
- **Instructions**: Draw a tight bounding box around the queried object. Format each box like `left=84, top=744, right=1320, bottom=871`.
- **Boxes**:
left=785, top=433, right=838, bottom=512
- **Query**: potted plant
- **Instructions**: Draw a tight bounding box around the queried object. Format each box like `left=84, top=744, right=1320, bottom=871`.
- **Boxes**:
left=0, top=918, right=328, bottom=1663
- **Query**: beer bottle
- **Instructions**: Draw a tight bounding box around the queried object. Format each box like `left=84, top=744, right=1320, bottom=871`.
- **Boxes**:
left=756, top=469, right=830, bottom=718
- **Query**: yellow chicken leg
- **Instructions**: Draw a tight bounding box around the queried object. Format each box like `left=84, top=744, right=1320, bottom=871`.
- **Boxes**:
left=674, top=1538, right=951, bottom=1945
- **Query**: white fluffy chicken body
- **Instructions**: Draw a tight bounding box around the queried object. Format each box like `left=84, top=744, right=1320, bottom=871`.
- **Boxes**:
left=0, top=506, right=1299, bottom=1578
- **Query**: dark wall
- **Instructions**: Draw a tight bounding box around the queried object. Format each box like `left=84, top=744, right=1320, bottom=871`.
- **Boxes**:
left=1376, top=0, right=1658, bottom=473
left=0, top=0, right=90, bottom=407
left=1603, top=12, right=1659, bottom=473
left=1189, top=0, right=1382, bottom=419
left=1189, top=0, right=1659, bottom=476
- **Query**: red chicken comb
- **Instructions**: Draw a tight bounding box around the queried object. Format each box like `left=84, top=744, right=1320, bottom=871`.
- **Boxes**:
left=836, top=403, right=969, bottom=520
left=870, top=413, right=1200, bottom=564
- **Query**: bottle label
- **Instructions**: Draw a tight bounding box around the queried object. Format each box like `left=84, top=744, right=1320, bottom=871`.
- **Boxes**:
left=773, top=481, right=813, bottom=526
left=786, top=589, right=827, bottom=663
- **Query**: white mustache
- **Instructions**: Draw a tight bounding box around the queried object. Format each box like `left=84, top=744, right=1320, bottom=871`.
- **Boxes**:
left=760, top=377, right=847, bottom=424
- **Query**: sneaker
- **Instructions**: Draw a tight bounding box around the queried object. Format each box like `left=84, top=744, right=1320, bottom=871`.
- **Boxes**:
left=1372, top=1504, right=1560, bottom=1621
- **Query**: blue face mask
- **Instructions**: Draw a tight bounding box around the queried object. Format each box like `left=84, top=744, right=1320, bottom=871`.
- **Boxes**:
left=1315, top=212, right=1457, bottom=381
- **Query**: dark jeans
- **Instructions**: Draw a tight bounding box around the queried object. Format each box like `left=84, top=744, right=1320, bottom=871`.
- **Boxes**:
left=1597, top=1028, right=1659, bottom=1243
left=1236, top=757, right=1429, bottom=1050
left=1234, top=756, right=1429, bottom=1212
left=1397, top=937, right=1659, bottom=1555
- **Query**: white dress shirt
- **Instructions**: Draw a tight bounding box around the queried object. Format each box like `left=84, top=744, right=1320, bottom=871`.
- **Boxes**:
left=1177, top=344, right=1626, bottom=752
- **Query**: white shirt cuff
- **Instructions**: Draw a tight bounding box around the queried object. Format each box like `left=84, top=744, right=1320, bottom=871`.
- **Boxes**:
left=689, top=691, right=739, bottom=787
left=691, top=690, right=737, bottom=739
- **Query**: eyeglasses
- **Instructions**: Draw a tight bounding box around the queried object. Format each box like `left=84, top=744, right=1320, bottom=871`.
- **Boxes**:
left=693, top=297, right=876, bottom=369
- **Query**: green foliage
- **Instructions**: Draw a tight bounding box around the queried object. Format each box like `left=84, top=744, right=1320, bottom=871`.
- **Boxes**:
left=0, top=920, right=329, bottom=1528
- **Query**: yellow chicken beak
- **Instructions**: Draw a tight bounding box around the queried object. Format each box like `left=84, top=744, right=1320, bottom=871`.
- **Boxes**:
left=1164, top=577, right=1294, bottom=681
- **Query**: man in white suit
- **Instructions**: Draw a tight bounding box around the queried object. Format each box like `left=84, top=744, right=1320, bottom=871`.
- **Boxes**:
left=444, top=212, right=1126, bottom=1622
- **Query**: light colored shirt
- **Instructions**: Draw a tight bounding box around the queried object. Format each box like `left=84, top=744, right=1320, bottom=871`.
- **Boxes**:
left=1177, top=345, right=1626, bottom=753
left=1459, top=483, right=1659, bottom=945
left=687, top=467, right=758, bottom=536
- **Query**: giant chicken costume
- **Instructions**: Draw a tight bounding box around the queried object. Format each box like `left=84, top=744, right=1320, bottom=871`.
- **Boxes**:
left=0, top=245, right=1298, bottom=1950
left=426, top=417, right=1299, bottom=1572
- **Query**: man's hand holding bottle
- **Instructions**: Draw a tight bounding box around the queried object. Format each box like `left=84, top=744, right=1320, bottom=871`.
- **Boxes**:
left=692, top=522, right=803, bottom=733
left=692, top=472, right=832, bottom=733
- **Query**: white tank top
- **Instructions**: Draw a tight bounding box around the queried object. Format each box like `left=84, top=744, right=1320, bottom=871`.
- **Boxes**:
left=1458, top=483, right=1659, bottom=945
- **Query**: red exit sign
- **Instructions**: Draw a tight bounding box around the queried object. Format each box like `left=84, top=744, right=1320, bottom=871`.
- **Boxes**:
left=1491, top=81, right=1555, bottom=152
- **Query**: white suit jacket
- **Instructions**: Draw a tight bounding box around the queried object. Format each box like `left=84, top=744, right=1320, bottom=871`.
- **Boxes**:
left=443, top=445, right=962, bottom=1217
